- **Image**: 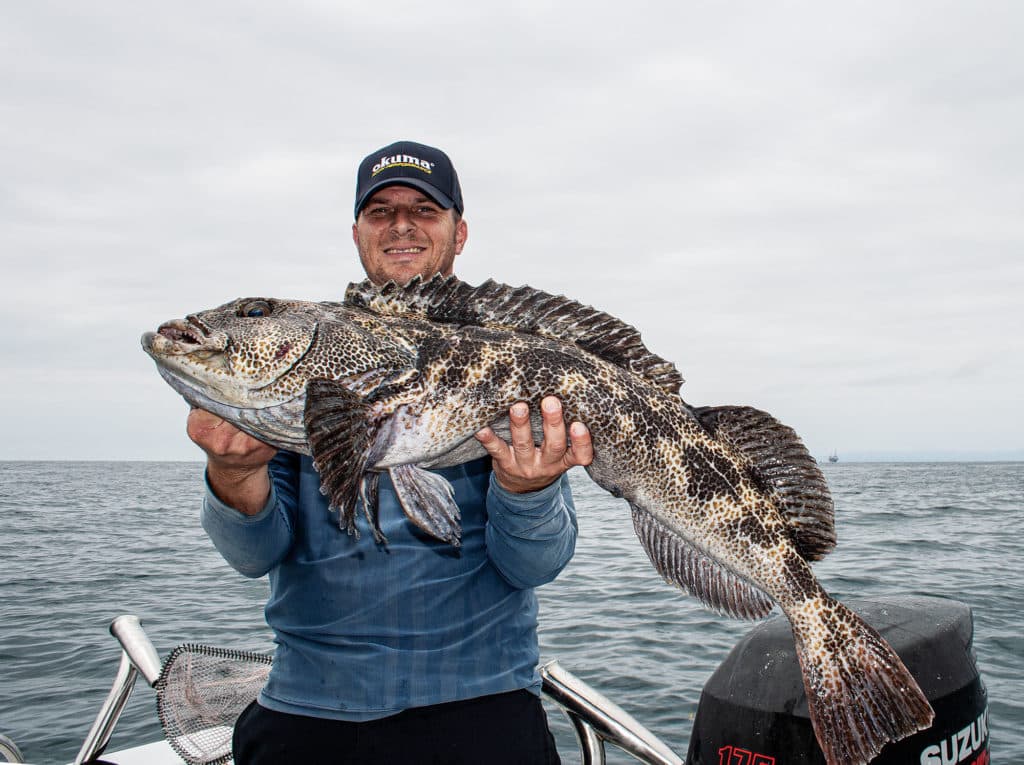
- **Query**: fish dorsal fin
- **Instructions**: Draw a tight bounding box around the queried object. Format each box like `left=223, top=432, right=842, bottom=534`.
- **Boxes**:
left=631, top=505, right=775, bottom=619
left=344, top=274, right=685, bottom=395
left=694, top=405, right=836, bottom=561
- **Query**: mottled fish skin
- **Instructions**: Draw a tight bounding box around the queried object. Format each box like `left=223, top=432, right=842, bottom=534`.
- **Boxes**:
left=142, top=276, right=933, bottom=764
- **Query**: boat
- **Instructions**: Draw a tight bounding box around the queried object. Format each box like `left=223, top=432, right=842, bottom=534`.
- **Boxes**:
left=0, top=615, right=682, bottom=765
left=0, top=596, right=990, bottom=764
left=828, top=449, right=839, bottom=463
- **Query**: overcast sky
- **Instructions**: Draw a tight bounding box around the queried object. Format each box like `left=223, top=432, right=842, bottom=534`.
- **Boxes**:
left=3, top=1, right=1021, bottom=461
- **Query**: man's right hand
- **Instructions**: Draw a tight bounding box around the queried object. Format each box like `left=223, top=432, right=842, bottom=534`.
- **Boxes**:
left=187, top=408, right=277, bottom=516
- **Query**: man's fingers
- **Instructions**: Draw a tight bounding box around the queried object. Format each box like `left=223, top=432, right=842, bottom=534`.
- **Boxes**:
left=565, top=421, right=594, bottom=467
left=187, top=408, right=227, bottom=446
left=187, top=407, right=224, bottom=432
left=187, top=408, right=274, bottom=462
left=481, top=397, right=593, bottom=493
left=507, top=402, right=535, bottom=456
left=474, top=427, right=508, bottom=458
left=478, top=399, right=591, bottom=494
left=539, top=396, right=568, bottom=458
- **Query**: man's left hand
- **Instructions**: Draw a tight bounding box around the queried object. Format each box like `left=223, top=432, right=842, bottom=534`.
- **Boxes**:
left=475, top=396, right=593, bottom=493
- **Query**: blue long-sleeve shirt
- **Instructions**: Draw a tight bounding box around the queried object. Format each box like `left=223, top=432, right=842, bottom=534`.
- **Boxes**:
left=201, top=452, right=577, bottom=721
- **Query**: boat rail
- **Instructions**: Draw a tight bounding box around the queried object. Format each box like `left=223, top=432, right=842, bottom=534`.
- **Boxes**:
left=540, top=660, right=682, bottom=765
left=73, top=616, right=162, bottom=765
left=69, top=615, right=682, bottom=765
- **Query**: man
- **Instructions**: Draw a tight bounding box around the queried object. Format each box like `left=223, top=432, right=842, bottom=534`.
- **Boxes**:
left=189, top=140, right=593, bottom=764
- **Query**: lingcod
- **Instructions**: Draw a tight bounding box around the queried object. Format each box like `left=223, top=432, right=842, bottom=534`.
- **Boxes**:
left=141, top=275, right=933, bottom=764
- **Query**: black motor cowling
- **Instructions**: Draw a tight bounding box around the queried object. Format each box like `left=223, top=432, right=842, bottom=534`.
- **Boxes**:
left=685, top=596, right=989, bottom=765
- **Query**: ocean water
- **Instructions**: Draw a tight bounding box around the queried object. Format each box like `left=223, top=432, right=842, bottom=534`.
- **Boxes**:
left=0, top=461, right=1020, bottom=764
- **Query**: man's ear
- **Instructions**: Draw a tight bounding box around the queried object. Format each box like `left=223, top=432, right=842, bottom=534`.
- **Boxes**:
left=454, top=217, right=468, bottom=255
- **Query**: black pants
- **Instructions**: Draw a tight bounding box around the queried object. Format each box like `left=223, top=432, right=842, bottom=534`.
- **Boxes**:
left=233, top=689, right=561, bottom=764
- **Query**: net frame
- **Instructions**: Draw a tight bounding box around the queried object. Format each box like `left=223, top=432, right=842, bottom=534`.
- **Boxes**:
left=154, top=644, right=272, bottom=765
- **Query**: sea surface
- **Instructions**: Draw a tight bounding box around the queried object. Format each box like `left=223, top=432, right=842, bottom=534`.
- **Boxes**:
left=1, top=461, right=1020, bottom=764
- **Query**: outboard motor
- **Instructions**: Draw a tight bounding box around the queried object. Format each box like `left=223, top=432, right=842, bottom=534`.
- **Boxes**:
left=685, top=596, right=989, bottom=765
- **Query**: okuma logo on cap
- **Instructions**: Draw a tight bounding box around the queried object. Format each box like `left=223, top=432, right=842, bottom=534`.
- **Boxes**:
left=372, top=154, right=435, bottom=176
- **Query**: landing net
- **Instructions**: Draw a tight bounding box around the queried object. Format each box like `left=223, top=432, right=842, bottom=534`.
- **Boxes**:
left=155, top=644, right=271, bottom=765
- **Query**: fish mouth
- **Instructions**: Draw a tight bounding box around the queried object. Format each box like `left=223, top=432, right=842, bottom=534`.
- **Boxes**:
left=141, top=317, right=228, bottom=361
left=157, top=322, right=206, bottom=345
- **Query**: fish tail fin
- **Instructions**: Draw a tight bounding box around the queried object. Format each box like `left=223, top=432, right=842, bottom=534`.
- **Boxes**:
left=790, top=598, right=934, bottom=765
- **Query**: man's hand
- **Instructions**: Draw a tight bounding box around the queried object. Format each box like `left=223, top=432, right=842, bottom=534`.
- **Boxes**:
left=187, top=408, right=277, bottom=515
left=475, top=396, right=593, bottom=494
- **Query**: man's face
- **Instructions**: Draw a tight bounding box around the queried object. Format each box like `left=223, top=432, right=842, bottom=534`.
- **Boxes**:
left=352, top=185, right=468, bottom=286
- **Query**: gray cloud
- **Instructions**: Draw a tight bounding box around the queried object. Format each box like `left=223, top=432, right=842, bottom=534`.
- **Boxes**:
left=2, top=1, right=1022, bottom=461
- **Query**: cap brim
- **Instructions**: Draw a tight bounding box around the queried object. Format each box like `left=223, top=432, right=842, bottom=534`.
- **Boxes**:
left=354, top=178, right=455, bottom=218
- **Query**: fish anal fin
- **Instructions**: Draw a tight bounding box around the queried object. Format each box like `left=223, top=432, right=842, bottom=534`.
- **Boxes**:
left=695, top=405, right=836, bottom=561
left=389, top=464, right=462, bottom=547
left=631, top=506, right=775, bottom=620
left=304, top=378, right=376, bottom=536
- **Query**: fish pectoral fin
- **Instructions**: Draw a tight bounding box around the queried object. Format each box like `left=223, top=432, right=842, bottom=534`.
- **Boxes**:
left=694, top=405, right=836, bottom=561
left=630, top=506, right=775, bottom=620
left=389, top=464, right=462, bottom=547
left=359, top=472, right=387, bottom=545
left=304, top=378, right=376, bottom=537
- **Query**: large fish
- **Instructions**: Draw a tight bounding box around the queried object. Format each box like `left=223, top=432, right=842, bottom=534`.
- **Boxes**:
left=142, top=275, right=933, bottom=764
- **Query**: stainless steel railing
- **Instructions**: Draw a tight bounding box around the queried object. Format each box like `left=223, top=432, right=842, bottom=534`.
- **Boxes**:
left=73, top=616, right=161, bottom=764
left=541, top=660, right=683, bottom=765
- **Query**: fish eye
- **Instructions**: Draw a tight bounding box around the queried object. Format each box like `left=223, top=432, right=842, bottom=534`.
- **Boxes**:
left=239, top=300, right=272, bottom=318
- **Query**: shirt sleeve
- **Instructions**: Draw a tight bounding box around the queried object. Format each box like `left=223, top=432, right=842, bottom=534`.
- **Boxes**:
left=484, top=472, right=578, bottom=589
left=200, top=451, right=298, bottom=578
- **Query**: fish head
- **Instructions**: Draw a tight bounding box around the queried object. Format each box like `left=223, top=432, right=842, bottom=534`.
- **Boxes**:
left=141, top=297, right=328, bottom=411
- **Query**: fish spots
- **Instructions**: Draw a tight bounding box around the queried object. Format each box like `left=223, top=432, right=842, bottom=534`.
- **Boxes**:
left=616, top=412, right=638, bottom=439
left=558, top=370, right=589, bottom=396
left=780, top=548, right=820, bottom=593
left=729, top=513, right=769, bottom=545
left=680, top=445, right=743, bottom=503
left=464, top=362, right=492, bottom=384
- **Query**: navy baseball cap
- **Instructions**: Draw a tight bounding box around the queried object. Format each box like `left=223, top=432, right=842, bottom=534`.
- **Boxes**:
left=354, top=140, right=464, bottom=218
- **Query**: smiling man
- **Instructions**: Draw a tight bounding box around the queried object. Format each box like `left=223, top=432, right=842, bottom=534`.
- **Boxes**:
left=352, top=142, right=468, bottom=285
left=192, top=140, right=592, bottom=763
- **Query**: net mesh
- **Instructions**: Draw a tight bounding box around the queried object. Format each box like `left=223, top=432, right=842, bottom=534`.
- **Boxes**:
left=155, top=644, right=272, bottom=765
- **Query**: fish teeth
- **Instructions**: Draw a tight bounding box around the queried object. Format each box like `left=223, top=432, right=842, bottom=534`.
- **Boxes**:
left=157, top=321, right=204, bottom=346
